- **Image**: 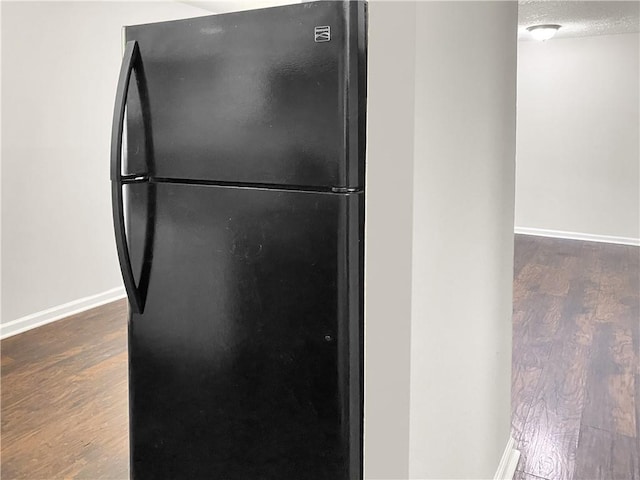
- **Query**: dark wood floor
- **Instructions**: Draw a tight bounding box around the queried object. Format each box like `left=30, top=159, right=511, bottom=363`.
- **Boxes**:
left=512, top=235, right=639, bottom=480
left=1, top=300, right=130, bottom=480
left=1, top=235, right=638, bottom=479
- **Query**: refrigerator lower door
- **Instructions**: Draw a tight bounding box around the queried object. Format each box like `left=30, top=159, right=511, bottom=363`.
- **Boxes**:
left=127, top=182, right=363, bottom=479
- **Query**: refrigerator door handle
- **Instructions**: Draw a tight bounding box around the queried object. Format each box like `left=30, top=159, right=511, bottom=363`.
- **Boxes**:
left=111, top=40, right=144, bottom=313
left=111, top=40, right=140, bottom=181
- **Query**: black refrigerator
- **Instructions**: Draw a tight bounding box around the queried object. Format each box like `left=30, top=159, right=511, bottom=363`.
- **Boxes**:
left=110, top=1, right=366, bottom=479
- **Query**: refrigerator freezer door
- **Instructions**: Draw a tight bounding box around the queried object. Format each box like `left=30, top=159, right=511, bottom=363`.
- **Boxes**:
left=128, top=182, right=363, bottom=479
left=124, top=1, right=366, bottom=189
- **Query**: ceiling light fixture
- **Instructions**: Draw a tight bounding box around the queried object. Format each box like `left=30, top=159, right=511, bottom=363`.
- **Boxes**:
left=526, top=24, right=562, bottom=41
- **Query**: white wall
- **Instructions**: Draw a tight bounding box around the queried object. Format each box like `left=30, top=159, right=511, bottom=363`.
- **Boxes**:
left=0, top=3, right=4, bottom=324
left=516, top=33, right=640, bottom=242
left=1, top=1, right=210, bottom=324
left=409, top=2, right=517, bottom=478
left=365, top=2, right=416, bottom=478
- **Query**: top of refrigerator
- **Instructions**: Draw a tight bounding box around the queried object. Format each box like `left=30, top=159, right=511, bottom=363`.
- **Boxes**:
left=123, top=1, right=367, bottom=191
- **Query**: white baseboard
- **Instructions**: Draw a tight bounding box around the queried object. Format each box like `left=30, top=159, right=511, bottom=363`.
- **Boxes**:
left=494, top=437, right=520, bottom=480
left=0, top=287, right=126, bottom=340
left=515, top=226, right=640, bottom=247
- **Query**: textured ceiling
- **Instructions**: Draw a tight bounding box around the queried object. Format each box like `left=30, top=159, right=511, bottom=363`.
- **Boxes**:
left=519, top=1, right=640, bottom=40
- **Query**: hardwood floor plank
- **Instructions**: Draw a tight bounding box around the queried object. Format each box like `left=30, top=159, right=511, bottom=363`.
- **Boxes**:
left=610, top=431, right=640, bottom=480
left=513, top=235, right=541, bottom=280
left=514, top=470, right=550, bottom=480
left=609, top=373, right=636, bottom=438
left=513, top=296, right=557, bottom=370
left=1, top=300, right=129, bottom=480
left=512, top=363, right=544, bottom=442
left=625, top=244, right=640, bottom=465
left=574, top=425, right=639, bottom=480
left=512, top=236, right=639, bottom=480
left=516, top=249, right=597, bottom=479
left=582, top=321, right=638, bottom=437
left=516, top=329, right=590, bottom=480
left=581, top=323, right=619, bottom=434
left=574, top=425, right=612, bottom=480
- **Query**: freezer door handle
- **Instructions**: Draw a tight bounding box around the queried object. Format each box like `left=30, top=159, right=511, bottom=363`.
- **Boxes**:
left=111, top=40, right=144, bottom=313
